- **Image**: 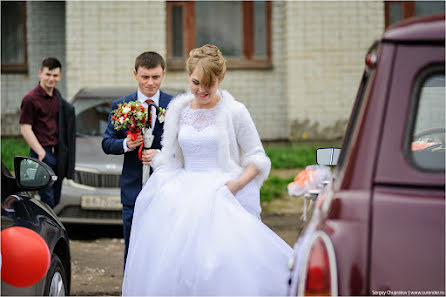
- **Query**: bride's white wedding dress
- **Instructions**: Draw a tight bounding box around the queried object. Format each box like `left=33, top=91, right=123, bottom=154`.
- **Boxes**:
left=122, top=105, right=293, bottom=296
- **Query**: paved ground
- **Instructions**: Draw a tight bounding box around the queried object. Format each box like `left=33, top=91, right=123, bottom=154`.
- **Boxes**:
left=68, top=169, right=304, bottom=296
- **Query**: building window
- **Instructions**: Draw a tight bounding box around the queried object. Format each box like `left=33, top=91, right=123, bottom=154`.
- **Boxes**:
left=385, top=1, right=445, bottom=28
left=1, top=1, right=28, bottom=73
left=166, top=1, right=272, bottom=70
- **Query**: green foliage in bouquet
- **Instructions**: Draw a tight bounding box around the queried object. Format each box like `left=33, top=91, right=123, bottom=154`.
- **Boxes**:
left=111, top=101, right=148, bottom=132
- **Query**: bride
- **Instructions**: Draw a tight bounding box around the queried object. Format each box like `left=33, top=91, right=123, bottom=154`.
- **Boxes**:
left=122, top=44, right=293, bottom=296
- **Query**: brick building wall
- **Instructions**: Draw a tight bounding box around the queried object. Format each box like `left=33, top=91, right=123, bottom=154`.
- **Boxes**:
left=1, top=1, right=66, bottom=136
left=65, top=1, right=288, bottom=140
left=163, top=1, right=288, bottom=140
left=285, top=1, right=384, bottom=141
left=2, top=1, right=385, bottom=141
left=66, top=1, right=166, bottom=100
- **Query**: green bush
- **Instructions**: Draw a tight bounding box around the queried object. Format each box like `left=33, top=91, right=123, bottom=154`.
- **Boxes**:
left=1, top=136, right=29, bottom=171
left=260, top=175, right=294, bottom=202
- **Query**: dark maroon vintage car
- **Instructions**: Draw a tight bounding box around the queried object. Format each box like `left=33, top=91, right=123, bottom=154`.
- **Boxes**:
left=288, top=14, right=445, bottom=296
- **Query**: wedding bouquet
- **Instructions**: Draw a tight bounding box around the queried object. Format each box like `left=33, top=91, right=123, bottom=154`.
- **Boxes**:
left=111, top=101, right=148, bottom=141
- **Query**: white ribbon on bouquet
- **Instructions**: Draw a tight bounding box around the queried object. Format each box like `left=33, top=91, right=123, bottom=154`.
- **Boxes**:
left=142, top=102, right=159, bottom=186
left=142, top=127, right=154, bottom=186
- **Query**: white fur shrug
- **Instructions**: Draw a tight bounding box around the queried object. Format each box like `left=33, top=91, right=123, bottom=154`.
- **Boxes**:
left=152, top=90, right=271, bottom=186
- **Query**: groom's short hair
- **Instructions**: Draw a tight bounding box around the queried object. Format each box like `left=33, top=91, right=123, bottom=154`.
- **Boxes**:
left=135, top=51, right=166, bottom=71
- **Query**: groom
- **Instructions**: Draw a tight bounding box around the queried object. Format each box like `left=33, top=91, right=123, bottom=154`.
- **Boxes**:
left=102, top=52, right=173, bottom=265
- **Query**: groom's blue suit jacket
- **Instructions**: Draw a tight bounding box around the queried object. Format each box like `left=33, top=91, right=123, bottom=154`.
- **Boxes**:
left=102, top=90, right=173, bottom=207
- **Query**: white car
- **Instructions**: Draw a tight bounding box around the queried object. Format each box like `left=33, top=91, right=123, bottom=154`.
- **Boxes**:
left=55, top=87, right=181, bottom=225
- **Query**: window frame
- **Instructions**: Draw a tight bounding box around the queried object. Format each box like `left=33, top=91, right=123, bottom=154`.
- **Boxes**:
left=384, top=1, right=445, bottom=29
left=1, top=1, right=28, bottom=74
left=404, top=65, right=445, bottom=173
left=385, top=1, right=415, bottom=28
left=166, top=1, right=272, bottom=70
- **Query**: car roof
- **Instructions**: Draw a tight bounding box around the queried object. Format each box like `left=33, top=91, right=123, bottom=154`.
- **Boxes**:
left=71, top=87, right=136, bottom=103
left=71, top=87, right=183, bottom=103
left=382, top=14, right=445, bottom=43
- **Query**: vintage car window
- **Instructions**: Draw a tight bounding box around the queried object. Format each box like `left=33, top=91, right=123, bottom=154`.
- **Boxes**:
left=408, top=70, right=445, bottom=172
left=335, top=42, right=379, bottom=174
left=335, top=61, right=374, bottom=174
left=76, top=102, right=112, bottom=136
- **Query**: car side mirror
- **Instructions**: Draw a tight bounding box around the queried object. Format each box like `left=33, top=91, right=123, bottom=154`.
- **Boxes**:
left=13, top=157, right=57, bottom=190
left=316, top=148, right=341, bottom=166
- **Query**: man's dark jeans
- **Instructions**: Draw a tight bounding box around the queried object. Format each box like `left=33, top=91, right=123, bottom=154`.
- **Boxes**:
left=30, top=148, right=63, bottom=208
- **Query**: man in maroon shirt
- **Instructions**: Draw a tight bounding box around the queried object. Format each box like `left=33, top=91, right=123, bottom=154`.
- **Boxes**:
left=20, top=57, right=75, bottom=208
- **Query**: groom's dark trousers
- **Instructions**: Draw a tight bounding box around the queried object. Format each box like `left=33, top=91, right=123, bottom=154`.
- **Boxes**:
left=102, top=90, right=173, bottom=266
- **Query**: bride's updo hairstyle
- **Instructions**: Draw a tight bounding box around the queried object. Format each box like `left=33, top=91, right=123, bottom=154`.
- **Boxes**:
left=186, top=44, right=227, bottom=89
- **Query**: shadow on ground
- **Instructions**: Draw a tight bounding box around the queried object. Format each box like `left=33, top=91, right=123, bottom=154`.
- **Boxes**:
left=66, top=224, right=123, bottom=240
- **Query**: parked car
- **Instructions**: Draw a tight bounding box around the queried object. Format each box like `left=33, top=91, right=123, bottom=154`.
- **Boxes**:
left=288, top=14, right=445, bottom=296
left=55, top=87, right=181, bottom=225
left=1, top=157, right=71, bottom=296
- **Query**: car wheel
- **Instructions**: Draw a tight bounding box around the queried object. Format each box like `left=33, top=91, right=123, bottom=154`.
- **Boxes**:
left=44, top=254, right=68, bottom=296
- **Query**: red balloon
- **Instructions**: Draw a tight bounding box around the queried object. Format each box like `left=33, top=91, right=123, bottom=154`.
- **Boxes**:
left=1, top=226, right=50, bottom=287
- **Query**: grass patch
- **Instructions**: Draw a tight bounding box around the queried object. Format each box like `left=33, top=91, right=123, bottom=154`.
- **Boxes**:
left=1, top=136, right=29, bottom=171
left=260, top=175, right=294, bottom=203
left=264, top=141, right=342, bottom=169
left=266, top=145, right=316, bottom=169
left=262, top=141, right=341, bottom=202
left=1, top=136, right=336, bottom=202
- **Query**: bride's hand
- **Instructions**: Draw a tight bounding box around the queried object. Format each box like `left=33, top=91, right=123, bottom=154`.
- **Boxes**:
left=225, top=165, right=259, bottom=196
left=141, top=149, right=158, bottom=165
left=225, top=180, right=243, bottom=196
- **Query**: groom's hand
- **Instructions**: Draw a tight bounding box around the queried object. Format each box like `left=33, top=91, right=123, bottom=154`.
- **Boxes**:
left=127, top=133, right=143, bottom=150
left=141, top=149, right=158, bottom=165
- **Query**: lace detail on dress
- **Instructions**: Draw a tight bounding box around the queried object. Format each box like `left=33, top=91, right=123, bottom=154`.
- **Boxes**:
left=179, top=105, right=217, bottom=131
left=178, top=105, right=219, bottom=171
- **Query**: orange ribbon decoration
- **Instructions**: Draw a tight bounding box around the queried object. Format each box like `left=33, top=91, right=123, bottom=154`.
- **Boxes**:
left=138, top=143, right=144, bottom=161
left=126, top=128, right=141, bottom=141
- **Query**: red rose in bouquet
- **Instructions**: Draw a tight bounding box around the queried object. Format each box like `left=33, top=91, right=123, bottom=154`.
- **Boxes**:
left=111, top=101, right=148, bottom=141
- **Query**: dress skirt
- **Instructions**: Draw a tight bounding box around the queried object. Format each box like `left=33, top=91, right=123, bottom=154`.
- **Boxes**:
left=122, top=167, right=293, bottom=296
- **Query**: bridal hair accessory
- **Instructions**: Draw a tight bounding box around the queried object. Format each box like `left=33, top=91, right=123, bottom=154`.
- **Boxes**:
left=111, top=101, right=148, bottom=141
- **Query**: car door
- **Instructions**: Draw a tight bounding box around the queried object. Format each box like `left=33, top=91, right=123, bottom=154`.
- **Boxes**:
left=370, top=42, right=445, bottom=293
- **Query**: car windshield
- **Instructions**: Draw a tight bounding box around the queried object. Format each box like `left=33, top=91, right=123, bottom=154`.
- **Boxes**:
left=75, top=100, right=111, bottom=137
